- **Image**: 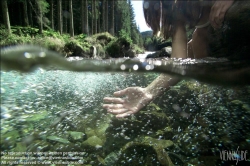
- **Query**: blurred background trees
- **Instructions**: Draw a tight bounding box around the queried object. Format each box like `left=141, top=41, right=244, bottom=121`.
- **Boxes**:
left=0, top=0, right=144, bottom=46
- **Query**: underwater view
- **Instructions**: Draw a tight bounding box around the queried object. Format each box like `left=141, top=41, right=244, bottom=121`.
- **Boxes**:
left=1, top=45, right=250, bottom=166
left=1, top=0, right=250, bottom=166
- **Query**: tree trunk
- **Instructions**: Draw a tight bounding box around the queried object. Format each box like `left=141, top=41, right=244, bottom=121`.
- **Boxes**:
left=81, top=0, right=84, bottom=33
left=69, top=0, right=74, bottom=37
left=98, top=5, right=100, bottom=33
left=23, top=0, right=29, bottom=26
left=28, top=0, right=33, bottom=27
left=102, top=0, right=105, bottom=32
left=105, top=0, right=108, bottom=32
left=81, top=0, right=88, bottom=35
left=57, top=0, right=62, bottom=34
left=111, top=0, right=114, bottom=35
left=18, top=3, right=23, bottom=26
left=91, top=0, right=93, bottom=35
left=1, top=0, right=11, bottom=34
left=94, top=0, right=97, bottom=34
left=64, top=0, right=68, bottom=33
left=37, top=0, right=43, bottom=34
left=50, top=0, right=54, bottom=30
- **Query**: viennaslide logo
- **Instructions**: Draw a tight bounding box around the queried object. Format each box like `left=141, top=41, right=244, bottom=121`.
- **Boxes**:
left=219, top=146, right=248, bottom=165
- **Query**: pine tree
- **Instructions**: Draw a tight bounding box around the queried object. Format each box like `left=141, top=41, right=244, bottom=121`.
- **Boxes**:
left=50, top=0, right=54, bottom=30
left=69, top=0, right=74, bottom=37
left=22, top=0, right=29, bottom=26
left=105, top=0, right=108, bottom=33
left=101, top=0, right=105, bottom=32
left=1, top=0, right=11, bottom=34
left=93, top=0, right=97, bottom=34
left=57, top=0, right=62, bottom=34
left=110, top=0, right=115, bottom=35
left=128, top=0, right=140, bottom=44
left=81, top=0, right=88, bottom=35
left=116, top=1, right=131, bottom=36
left=36, top=0, right=43, bottom=34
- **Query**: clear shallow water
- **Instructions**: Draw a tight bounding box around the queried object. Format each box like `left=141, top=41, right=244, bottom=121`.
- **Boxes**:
left=1, top=45, right=250, bottom=165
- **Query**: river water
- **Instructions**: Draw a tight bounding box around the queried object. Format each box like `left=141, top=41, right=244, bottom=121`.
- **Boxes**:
left=1, top=45, right=250, bottom=165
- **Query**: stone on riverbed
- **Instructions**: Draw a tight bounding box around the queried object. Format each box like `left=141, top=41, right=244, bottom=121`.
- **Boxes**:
left=47, top=135, right=70, bottom=144
left=82, top=135, right=104, bottom=147
left=68, top=131, right=86, bottom=142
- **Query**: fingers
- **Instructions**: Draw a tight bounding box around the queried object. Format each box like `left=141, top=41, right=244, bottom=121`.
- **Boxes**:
left=103, top=103, right=137, bottom=118
left=103, top=103, right=123, bottom=109
left=107, top=108, right=128, bottom=114
left=210, top=2, right=222, bottom=29
left=116, top=111, right=136, bottom=118
left=210, top=0, right=234, bottom=29
left=103, top=97, right=125, bottom=104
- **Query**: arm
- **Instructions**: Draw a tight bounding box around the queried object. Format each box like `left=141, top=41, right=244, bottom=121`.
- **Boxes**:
left=209, top=0, right=234, bottom=29
left=145, top=20, right=187, bottom=99
left=103, top=14, right=187, bottom=118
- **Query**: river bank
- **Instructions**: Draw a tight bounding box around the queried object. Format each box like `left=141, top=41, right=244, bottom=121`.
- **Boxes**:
left=0, top=26, right=145, bottom=59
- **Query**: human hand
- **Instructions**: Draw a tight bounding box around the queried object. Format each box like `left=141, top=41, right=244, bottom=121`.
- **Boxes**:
left=103, top=87, right=153, bottom=118
left=209, top=0, right=234, bottom=29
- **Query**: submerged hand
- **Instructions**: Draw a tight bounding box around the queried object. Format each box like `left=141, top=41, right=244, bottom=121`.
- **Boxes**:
left=103, top=87, right=153, bottom=118
left=209, top=0, right=234, bottom=29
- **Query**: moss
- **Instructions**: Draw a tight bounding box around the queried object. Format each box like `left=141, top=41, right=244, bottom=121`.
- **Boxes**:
left=82, top=135, right=104, bottom=147
left=105, top=39, right=121, bottom=57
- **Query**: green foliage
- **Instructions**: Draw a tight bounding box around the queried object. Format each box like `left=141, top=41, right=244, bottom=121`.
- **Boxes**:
left=143, top=36, right=170, bottom=51
left=116, top=1, right=131, bottom=37
left=0, top=25, right=32, bottom=45
left=105, top=38, right=120, bottom=57
left=0, top=33, right=32, bottom=46
left=75, top=34, right=87, bottom=41
left=105, top=29, right=144, bottom=57
left=43, top=30, right=61, bottom=38
left=144, top=37, right=153, bottom=46
left=11, top=26, right=39, bottom=36
left=132, top=44, right=144, bottom=54
left=118, top=29, right=133, bottom=46
left=36, top=0, right=50, bottom=14
left=33, top=36, right=65, bottom=52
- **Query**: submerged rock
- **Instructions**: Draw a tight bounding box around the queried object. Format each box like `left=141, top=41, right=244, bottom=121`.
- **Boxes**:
left=68, top=131, right=86, bottom=143
left=82, top=135, right=104, bottom=147
left=27, top=140, right=51, bottom=152
left=47, top=135, right=70, bottom=144
left=19, top=110, right=48, bottom=122
left=104, top=151, right=122, bottom=166
left=119, top=136, right=175, bottom=166
left=1, top=130, right=19, bottom=150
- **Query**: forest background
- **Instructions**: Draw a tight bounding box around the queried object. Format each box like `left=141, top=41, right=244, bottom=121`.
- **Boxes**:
left=0, top=0, right=162, bottom=58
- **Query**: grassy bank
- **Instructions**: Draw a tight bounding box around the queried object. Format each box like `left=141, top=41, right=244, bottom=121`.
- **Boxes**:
left=0, top=26, right=144, bottom=58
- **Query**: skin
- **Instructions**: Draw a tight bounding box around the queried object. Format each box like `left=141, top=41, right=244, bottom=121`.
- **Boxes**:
left=209, top=0, right=234, bottom=29
left=103, top=0, right=234, bottom=118
left=103, top=13, right=187, bottom=118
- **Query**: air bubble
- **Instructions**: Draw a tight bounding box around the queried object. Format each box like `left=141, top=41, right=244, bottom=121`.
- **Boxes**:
left=24, top=52, right=32, bottom=58
left=120, top=64, right=126, bottom=70
left=39, top=52, right=46, bottom=57
left=133, top=64, right=139, bottom=71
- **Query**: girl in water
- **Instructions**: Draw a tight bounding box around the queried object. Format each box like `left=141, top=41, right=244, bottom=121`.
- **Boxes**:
left=103, top=0, right=234, bottom=118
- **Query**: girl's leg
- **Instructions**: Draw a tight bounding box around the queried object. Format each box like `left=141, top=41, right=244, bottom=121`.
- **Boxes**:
left=192, top=27, right=209, bottom=58
left=187, top=39, right=194, bottom=59
left=191, top=7, right=210, bottom=59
